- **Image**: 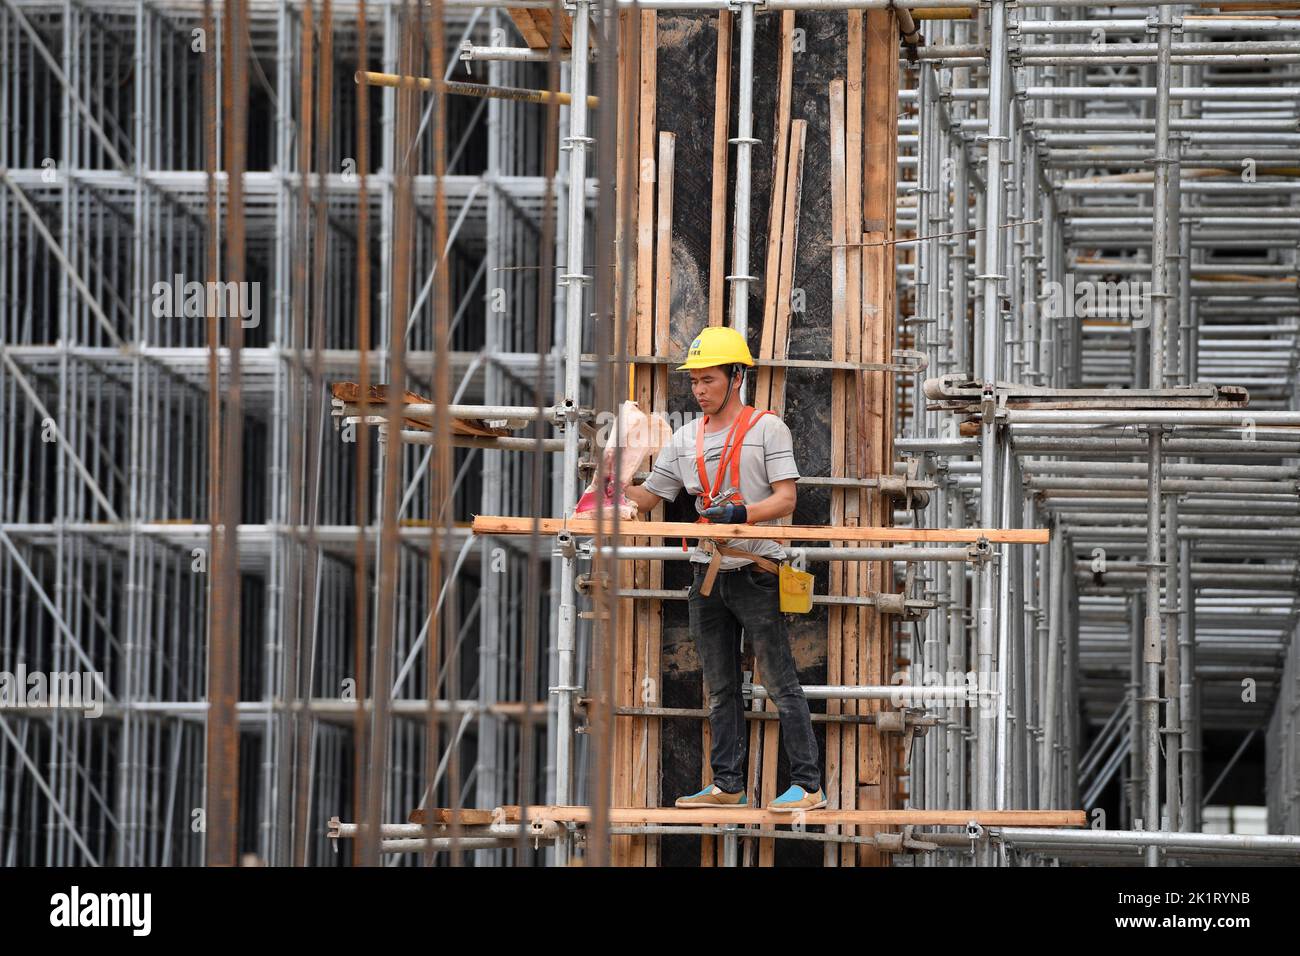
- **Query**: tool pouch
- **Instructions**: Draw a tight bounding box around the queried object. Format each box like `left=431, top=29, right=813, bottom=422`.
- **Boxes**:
left=778, top=562, right=815, bottom=614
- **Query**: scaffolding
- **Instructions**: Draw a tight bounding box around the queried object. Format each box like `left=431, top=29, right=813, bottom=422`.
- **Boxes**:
left=2, top=0, right=1299, bottom=868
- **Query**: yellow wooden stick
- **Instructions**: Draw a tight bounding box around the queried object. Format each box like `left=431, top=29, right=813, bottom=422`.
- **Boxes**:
left=355, top=71, right=600, bottom=109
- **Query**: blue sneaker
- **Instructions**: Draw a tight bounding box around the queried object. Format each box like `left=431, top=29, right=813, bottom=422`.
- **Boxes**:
left=674, top=784, right=748, bottom=808
left=769, top=784, right=826, bottom=812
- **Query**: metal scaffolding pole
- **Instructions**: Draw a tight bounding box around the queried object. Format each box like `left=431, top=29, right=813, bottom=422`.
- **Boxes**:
left=974, top=0, right=1008, bottom=829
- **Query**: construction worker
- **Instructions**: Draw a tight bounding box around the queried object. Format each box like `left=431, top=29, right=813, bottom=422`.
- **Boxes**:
left=621, top=325, right=826, bottom=812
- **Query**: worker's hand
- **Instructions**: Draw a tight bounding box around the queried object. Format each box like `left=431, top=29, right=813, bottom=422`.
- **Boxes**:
left=698, top=502, right=748, bottom=524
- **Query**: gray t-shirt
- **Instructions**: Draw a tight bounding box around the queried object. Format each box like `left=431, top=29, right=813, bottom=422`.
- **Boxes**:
left=642, top=412, right=801, bottom=570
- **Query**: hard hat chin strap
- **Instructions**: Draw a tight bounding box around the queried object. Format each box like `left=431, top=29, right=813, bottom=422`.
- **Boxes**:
left=716, top=363, right=743, bottom=418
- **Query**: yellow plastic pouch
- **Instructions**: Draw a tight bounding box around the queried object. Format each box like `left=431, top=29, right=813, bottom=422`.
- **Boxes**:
left=779, top=562, right=815, bottom=614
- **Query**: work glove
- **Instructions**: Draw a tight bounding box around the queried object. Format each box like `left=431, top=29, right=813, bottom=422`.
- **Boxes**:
left=698, top=502, right=748, bottom=524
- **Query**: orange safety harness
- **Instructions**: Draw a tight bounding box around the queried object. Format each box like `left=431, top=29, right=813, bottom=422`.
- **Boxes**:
left=681, top=405, right=769, bottom=587
left=694, top=404, right=772, bottom=512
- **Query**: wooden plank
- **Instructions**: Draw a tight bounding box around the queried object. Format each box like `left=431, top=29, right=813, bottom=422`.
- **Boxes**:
left=407, top=807, right=504, bottom=825
left=616, top=545, right=638, bottom=866
left=556, top=10, right=575, bottom=50
left=507, top=9, right=547, bottom=49
left=647, top=589, right=662, bottom=868
left=845, top=11, right=867, bottom=864
left=858, top=6, right=901, bottom=867
left=613, top=7, right=636, bottom=400
left=1209, top=3, right=1300, bottom=10
left=751, top=22, right=795, bottom=864
left=757, top=660, right=779, bottom=866
left=617, top=10, right=659, bottom=868
left=471, top=516, right=1051, bottom=544
left=826, top=75, right=853, bottom=866
left=610, top=13, right=653, bottom=866
left=613, top=469, right=636, bottom=861
left=863, top=35, right=894, bottom=256
left=846, top=11, right=865, bottom=470
left=878, top=14, right=902, bottom=816
left=707, top=10, right=732, bottom=329
left=654, top=131, right=676, bottom=370
left=829, top=79, right=849, bottom=392
left=530, top=9, right=556, bottom=47
left=700, top=719, right=716, bottom=866
left=756, top=10, right=796, bottom=417
left=639, top=129, right=675, bottom=868
left=636, top=12, right=657, bottom=351
left=330, top=383, right=508, bottom=437
left=509, top=805, right=1089, bottom=827
left=743, top=668, right=763, bottom=866
left=516, top=9, right=578, bottom=51
left=768, top=120, right=806, bottom=417
left=912, top=7, right=976, bottom=18
left=824, top=141, right=844, bottom=860
left=840, top=406, right=861, bottom=870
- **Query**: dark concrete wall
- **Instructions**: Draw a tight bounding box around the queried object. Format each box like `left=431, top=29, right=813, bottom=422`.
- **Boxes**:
left=653, top=10, right=852, bottom=866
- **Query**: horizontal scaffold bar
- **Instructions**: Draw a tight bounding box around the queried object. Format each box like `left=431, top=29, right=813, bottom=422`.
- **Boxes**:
left=408, top=805, right=1087, bottom=827
left=581, top=350, right=928, bottom=374
left=471, top=516, right=1049, bottom=545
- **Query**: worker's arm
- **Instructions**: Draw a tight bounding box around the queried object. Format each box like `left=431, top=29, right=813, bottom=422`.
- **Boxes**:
left=698, top=478, right=797, bottom=524
left=624, top=480, right=670, bottom=516
left=740, top=478, right=797, bottom=523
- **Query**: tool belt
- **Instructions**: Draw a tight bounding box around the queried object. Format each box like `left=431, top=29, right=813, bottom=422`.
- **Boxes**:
left=697, top=539, right=779, bottom=597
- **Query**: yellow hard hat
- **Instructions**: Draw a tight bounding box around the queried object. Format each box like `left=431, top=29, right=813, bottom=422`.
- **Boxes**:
left=675, top=326, right=754, bottom=371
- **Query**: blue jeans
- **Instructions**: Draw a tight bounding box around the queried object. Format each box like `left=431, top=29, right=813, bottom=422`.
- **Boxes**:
left=687, top=563, right=821, bottom=795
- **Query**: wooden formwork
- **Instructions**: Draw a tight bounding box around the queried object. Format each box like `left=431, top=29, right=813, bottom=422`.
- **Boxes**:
left=605, top=8, right=903, bottom=867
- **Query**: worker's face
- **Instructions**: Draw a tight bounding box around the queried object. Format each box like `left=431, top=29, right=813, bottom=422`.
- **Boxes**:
left=690, top=365, right=738, bottom=415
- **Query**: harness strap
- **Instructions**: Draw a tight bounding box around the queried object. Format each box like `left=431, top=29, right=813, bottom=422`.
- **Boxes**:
left=693, top=406, right=773, bottom=511
left=698, top=540, right=780, bottom=597
left=687, top=405, right=774, bottom=556
left=693, top=408, right=747, bottom=508
left=727, top=409, right=771, bottom=494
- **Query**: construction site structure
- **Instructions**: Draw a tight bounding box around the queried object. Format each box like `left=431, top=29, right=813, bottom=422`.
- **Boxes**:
left=2, top=0, right=1300, bottom=867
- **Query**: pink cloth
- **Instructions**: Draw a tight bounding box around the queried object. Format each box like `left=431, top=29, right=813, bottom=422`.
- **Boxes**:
left=574, top=401, right=673, bottom=518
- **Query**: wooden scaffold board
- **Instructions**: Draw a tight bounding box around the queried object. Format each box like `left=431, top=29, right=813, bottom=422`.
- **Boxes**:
left=472, top=516, right=1049, bottom=545
left=409, top=805, right=1088, bottom=828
